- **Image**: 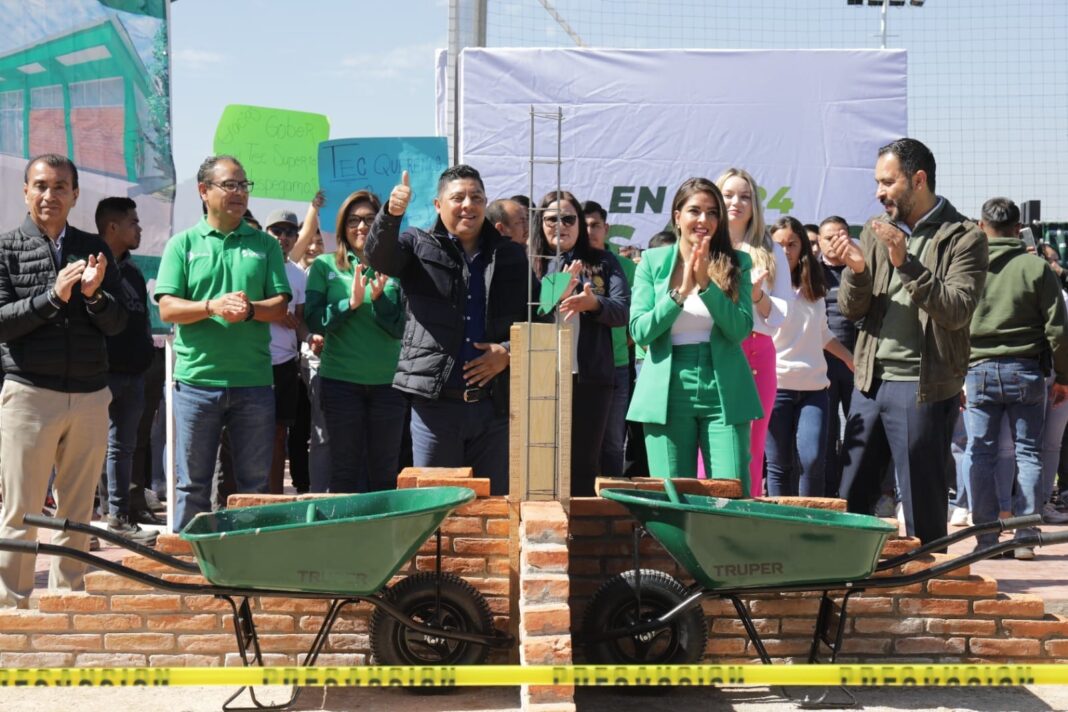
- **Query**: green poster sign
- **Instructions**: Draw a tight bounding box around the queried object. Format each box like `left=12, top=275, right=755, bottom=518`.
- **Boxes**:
left=213, top=104, right=329, bottom=201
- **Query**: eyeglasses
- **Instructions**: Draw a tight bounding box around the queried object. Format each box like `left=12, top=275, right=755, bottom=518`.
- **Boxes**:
left=346, top=215, right=376, bottom=228
left=268, top=226, right=298, bottom=238
left=543, top=214, right=578, bottom=226
left=207, top=180, right=255, bottom=193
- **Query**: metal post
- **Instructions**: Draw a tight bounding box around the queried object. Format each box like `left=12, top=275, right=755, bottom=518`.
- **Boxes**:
left=880, top=0, right=889, bottom=49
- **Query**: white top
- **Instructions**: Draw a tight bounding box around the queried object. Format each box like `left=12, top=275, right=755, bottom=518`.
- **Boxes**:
left=269, top=260, right=307, bottom=365
left=670, top=292, right=713, bottom=345
left=772, top=290, right=832, bottom=391
left=738, top=239, right=794, bottom=335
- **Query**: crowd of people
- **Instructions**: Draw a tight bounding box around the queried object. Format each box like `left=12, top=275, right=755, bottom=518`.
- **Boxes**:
left=0, top=135, right=1066, bottom=609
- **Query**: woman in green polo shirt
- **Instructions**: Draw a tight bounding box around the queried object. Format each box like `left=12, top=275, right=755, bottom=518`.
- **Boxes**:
left=305, top=190, right=405, bottom=492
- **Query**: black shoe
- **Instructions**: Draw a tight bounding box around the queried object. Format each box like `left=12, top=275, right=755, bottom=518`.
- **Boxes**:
left=106, top=514, right=158, bottom=546
left=131, top=508, right=165, bottom=526
left=143, top=489, right=166, bottom=513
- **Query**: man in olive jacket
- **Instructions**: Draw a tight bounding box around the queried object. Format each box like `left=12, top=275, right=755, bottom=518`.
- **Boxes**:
left=827, top=138, right=988, bottom=545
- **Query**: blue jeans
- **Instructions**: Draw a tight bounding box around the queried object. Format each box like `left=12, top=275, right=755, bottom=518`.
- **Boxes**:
left=410, top=397, right=509, bottom=495
left=105, top=373, right=145, bottom=517
left=600, top=365, right=630, bottom=478
left=964, top=358, right=1046, bottom=548
left=766, top=388, right=829, bottom=497
left=320, top=379, right=406, bottom=493
left=172, top=382, right=275, bottom=531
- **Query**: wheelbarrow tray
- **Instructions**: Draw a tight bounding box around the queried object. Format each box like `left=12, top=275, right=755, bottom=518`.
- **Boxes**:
left=180, top=486, right=475, bottom=595
left=600, top=488, right=897, bottom=589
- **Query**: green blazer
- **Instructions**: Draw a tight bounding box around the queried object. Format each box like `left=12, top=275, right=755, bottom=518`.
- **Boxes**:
left=626, top=243, right=763, bottom=426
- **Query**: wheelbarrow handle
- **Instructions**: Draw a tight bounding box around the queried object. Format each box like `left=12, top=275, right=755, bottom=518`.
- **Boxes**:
left=0, top=539, right=39, bottom=555
left=21, top=514, right=199, bottom=573
left=1001, top=514, right=1044, bottom=529
left=1039, top=530, right=1068, bottom=546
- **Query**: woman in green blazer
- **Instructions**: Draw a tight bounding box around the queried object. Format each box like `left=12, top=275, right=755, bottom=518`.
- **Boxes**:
left=626, top=178, right=763, bottom=493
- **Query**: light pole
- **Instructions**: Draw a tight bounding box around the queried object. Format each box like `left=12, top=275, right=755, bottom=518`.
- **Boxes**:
left=846, top=0, right=925, bottom=50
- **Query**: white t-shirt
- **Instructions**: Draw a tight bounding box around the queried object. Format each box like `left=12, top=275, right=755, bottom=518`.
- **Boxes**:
left=670, top=292, right=713, bottom=345
left=269, top=260, right=307, bottom=365
left=772, top=290, right=832, bottom=391
left=738, top=239, right=795, bottom=335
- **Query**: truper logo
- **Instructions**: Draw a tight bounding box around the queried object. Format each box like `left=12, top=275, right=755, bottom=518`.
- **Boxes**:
left=713, top=562, right=784, bottom=577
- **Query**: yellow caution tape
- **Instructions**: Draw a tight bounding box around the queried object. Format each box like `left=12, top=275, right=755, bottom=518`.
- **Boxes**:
left=0, top=664, right=1062, bottom=687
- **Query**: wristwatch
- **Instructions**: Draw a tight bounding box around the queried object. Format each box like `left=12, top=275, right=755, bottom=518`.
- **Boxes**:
left=668, top=288, right=685, bottom=307
left=244, top=302, right=256, bottom=322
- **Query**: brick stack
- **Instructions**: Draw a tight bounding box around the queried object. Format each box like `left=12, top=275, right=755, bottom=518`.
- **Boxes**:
left=518, top=501, right=574, bottom=712
left=0, top=468, right=510, bottom=668
left=569, top=478, right=1068, bottom=664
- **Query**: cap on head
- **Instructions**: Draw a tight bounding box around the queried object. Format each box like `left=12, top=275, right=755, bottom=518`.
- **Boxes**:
left=264, top=209, right=299, bottom=229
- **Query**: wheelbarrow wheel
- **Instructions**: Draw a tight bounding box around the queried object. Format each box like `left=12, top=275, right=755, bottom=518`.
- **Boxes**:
left=583, top=569, right=707, bottom=665
left=370, top=572, right=493, bottom=667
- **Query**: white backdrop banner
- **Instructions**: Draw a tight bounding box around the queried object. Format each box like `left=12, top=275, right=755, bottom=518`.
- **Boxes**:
left=451, top=48, right=907, bottom=246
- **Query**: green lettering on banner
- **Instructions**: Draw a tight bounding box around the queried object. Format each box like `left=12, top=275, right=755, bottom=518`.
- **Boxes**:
left=213, top=105, right=330, bottom=201
left=610, top=186, right=635, bottom=213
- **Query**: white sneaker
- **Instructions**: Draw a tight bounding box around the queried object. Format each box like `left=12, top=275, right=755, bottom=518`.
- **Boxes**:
left=949, top=507, right=971, bottom=527
left=1042, top=503, right=1068, bottom=524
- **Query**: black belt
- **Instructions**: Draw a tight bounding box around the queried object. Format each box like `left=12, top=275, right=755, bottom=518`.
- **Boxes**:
left=439, top=387, right=490, bottom=403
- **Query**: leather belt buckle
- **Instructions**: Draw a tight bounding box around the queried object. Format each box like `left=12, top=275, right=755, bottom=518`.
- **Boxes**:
left=463, top=387, right=482, bottom=403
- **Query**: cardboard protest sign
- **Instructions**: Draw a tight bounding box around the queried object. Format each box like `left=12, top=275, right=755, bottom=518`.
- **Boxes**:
left=317, top=137, right=448, bottom=233
left=213, top=105, right=329, bottom=201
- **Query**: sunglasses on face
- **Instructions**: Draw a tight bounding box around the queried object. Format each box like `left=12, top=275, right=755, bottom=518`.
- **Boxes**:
left=347, top=215, right=375, bottom=228
left=543, top=214, right=578, bottom=226
left=269, top=226, right=298, bottom=238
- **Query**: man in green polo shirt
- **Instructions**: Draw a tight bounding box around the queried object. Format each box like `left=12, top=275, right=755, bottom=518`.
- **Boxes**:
left=155, top=155, right=291, bottom=530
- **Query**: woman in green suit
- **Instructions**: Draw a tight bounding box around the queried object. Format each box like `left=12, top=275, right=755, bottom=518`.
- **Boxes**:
left=626, top=178, right=763, bottom=494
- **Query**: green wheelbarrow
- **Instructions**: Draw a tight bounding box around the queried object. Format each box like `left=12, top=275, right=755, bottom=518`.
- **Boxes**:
left=0, top=486, right=513, bottom=711
left=580, top=481, right=1068, bottom=707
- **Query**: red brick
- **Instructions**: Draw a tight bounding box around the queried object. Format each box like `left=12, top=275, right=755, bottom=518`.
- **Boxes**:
left=74, top=652, right=147, bottom=667
left=414, top=478, right=489, bottom=497
left=225, top=652, right=294, bottom=666
left=323, top=634, right=370, bottom=651
left=611, top=519, right=639, bottom=535
left=879, top=583, right=925, bottom=595
left=72, top=613, right=141, bottom=631
left=0, top=652, right=72, bottom=667
left=700, top=599, right=737, bottom=617
left=184, top=596, right=235, bottom=613
left=1044, top=640, right=1068, bottom=656
left=848, top=597, right=894, bottom=614
left=120, top=554, right=187, bottom=574
left=258, top=598, right=330, bottom=614
left=568, top=539, right=632, bottom=557
left=398, top=466, right=473, bottom=480
left=150, top=654, right=221, bottom=666
left=705, top=637, right=747, bottom=655
left=161, top=574, right=208, bottom=585
left=522, top=575, right=569, bottom=605
left=522, top=605, right=571, bottom=636
left=711, top=618, right=778, bottom=636
left=84, top=571, right=153, bottom=593
left=755, top=496, right=846, bottom=511
left=525, top=684, right=575, bottom=704
left=440, top=516, right=484, bottom=535
left=155, top=534, right=194, bottom=556
left=111, top=595, right=183, bottom=613
left=486, top=596, right=510, bottom=615
left=970, top=638, right=1041, bottom=657
left=566, top=519, right=604, bottom=537
left=465, top=578, right=510, bottom=597
left=927, top=618, right=997, bottom=635
left=0, top=633, right=28, bottom=650
left=178, top=634, right=240, bottom=654
left=145, top=614, right=220, bottom=632
left=486, top=518, right=511, bottom=537
left=780, top=618, right=817, bottom=635
left=221, top=614, right=293, bottom=633
left=567, top=558, right=602, bottom=576
left=753, top=638, right=811, bottom=656
left=1003, top=616, right=1068, bottom=638
left=0, top=611, right=69, bottom=631
left=415, top=555, right=486, bottom=575
left=747, top=599, right=820, bottom=616
left=37, top=593, right=108, bottom=613
left=105, top=633, right=175, bottom=652
left=298, top=615, right=368, bottom=634
left=853, top=617, right=925, bottom=635
left=454, top=498, right=509, bottom=517
left=880, top=537, right=921, bottom=557
left=973, top=595, right=1045, bottom=619
left=227, top=494, right=296, bottom=507
left=256, top=634, right=316, bottom=653
left=839, top=638, right=891, bottom=655
left=926, top=575, right=998, bottom=597
left=522, top=546, right=568, bottom=574
left=567, top=498, right=628, bottom=517
left=898, top=553, right=970, bottom=578
left=521, top=521, right=568, bottom=546
left=71, top=108, right=128, bottom=175
left=521, top=635, right=571, bottom=665
left=898, top=598, right=969, bottom=617
left=488, top=559, right=512, bottom=576
left=453, top=538, right=509, bottom=556
left=894, top=637, right=965, bottom=654
left=30, top=634, right=102, bottom=651
left=417, top=536, right=451, bottom=555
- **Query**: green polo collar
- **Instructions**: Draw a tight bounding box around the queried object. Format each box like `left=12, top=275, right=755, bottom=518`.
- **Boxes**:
left=194, top=217, right=259, bottom=239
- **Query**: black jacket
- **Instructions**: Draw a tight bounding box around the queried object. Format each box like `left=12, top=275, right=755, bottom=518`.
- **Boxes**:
left=0, top=215, right=127, bottom=392
left=544, top=249, right=631, bottom=385
left=107, top=252, right=155, bottom=375
left=365, top=207, right=535, bottom=414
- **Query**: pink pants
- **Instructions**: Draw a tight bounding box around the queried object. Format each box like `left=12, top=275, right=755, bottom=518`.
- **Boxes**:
left=698, top=332, right=776, bottom=495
